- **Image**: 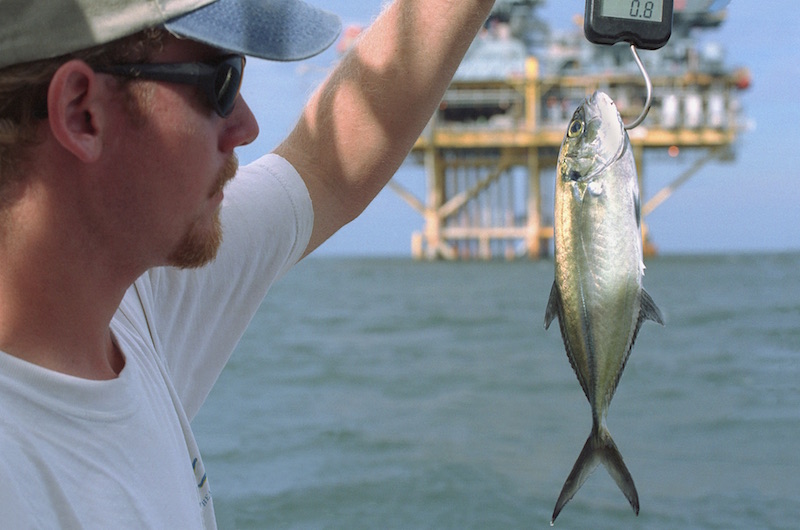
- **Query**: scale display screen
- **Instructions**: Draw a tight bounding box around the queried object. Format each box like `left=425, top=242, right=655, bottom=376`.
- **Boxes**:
left=601, top=0, right=663, bottom=23
left=585, top=0, right=673, bottom=50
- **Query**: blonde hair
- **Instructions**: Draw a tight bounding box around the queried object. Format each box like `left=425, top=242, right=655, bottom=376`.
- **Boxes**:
left=0, top=28, right=165, bottom=198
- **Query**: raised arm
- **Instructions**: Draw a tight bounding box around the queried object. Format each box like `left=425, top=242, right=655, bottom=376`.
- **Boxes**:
left=274, top=0, right=496, bottom=256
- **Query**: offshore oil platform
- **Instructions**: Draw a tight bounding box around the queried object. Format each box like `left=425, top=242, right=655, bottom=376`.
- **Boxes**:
left=388, top=0, right=750, bottom=260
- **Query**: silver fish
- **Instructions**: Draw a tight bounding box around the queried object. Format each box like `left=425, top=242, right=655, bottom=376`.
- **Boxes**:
left=544, top=91, right=664, bottom=524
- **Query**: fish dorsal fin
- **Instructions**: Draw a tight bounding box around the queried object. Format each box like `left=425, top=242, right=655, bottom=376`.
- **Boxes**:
left=544, top=282, right=592, bottom=404
left=639, top=289, right=665, bottom=326
left=606, top=288, right=665, bottom=401
left=544, top=282, right=560, bottom=330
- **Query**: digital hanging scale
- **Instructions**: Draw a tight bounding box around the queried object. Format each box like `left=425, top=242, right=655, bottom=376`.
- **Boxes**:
left=584, top=0, right=674, bottom=50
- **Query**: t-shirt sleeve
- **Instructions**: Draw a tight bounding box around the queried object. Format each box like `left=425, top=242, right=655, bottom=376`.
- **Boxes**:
left=131, top=153, right=313, bottom=419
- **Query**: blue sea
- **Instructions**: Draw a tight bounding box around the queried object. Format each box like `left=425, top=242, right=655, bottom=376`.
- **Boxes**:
left=192, top=253, right=800, bottom=529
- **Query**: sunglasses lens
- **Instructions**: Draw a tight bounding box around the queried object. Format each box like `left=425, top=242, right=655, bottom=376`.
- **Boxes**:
left=214, top=57, right=244, bottom=117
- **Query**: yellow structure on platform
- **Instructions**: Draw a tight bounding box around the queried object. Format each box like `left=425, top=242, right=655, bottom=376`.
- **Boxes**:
left=392, top=56, right=747, bottom=260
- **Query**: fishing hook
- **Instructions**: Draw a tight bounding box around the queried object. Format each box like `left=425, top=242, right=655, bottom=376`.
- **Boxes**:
left=624, top=44, right=653, bottom=130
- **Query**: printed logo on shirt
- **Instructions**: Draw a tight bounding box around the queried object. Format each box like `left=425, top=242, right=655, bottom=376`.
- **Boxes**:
left=192, top=456, right=212, bottom=508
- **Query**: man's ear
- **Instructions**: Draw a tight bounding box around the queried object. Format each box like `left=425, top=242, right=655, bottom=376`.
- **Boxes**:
left=46, top=60, right=107, bottom=163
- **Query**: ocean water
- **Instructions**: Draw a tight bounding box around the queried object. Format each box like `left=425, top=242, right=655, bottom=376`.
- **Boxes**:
left=192, top=253, right=800, bottom=529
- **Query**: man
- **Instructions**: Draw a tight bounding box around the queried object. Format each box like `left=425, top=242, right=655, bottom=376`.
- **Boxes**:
left=0, top=0, right=496, bottom=526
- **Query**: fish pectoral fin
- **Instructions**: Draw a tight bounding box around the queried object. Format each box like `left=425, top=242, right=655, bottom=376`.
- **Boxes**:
left=640, top=289, right=665, bottom=326
left=551, top=425, right=639, bottom=524
left=544, top=282, right=560, bottom=330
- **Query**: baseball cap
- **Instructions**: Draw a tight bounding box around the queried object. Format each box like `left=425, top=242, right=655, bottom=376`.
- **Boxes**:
left=0, top=0, right=342, bottom=70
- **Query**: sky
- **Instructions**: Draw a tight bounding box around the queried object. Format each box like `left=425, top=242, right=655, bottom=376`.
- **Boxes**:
left=235, top=0, right=799, bottom=257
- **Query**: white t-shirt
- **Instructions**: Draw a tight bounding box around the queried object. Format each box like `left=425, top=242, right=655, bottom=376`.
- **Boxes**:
left=0, top=154, right=313, bottom=529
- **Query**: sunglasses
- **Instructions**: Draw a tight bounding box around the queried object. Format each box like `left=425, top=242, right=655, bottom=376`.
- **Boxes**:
left=94, top=54, right=246, bottom=118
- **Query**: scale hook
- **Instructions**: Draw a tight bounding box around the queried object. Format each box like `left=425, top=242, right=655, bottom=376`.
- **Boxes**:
left=624, top=44, right=653, bottom=130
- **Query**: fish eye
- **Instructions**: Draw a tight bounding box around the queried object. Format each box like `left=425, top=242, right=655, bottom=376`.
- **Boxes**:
left=567, top=119, right=584, bottom=138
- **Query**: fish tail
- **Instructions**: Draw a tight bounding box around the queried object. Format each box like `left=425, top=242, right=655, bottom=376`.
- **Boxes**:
left=551, top=423, right=639, bottom=524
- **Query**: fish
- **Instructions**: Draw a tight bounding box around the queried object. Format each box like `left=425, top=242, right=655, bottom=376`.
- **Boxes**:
left=544, top=91, right=664, bottom=524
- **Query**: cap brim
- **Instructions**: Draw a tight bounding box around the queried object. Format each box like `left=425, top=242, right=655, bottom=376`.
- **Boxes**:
left=165, top=0, right=341, bottom=62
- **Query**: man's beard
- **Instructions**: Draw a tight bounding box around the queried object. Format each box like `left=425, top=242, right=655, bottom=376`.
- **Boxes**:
left=166, top=155, right=238, bottom=269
